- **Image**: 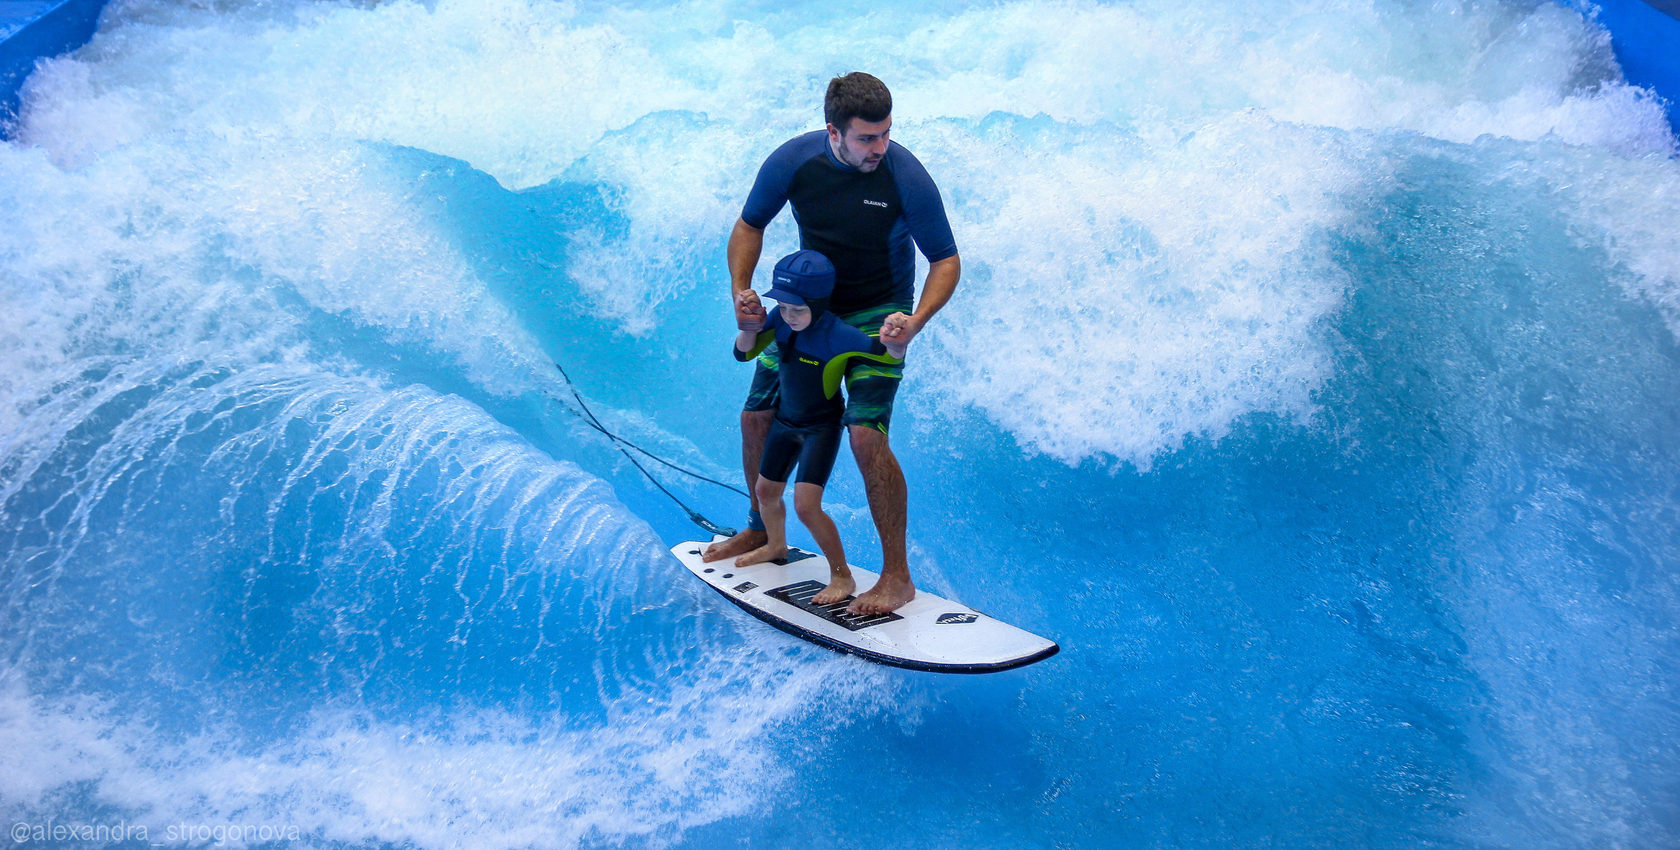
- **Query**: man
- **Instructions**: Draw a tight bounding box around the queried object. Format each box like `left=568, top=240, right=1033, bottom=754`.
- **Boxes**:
left=702, top=71, right=961, bottom=617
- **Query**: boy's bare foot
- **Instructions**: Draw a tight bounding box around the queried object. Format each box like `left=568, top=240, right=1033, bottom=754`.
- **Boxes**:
left=702, top=528, right=767, bottom=562
left=734, top=543, right=788, bottom=568
left=812, top=573, right=856, bottom=606
left=848, top=574, right=915, bottom=615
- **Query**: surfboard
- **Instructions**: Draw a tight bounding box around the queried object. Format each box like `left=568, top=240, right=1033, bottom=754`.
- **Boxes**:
left=672, top=540, right=1058, bottom=673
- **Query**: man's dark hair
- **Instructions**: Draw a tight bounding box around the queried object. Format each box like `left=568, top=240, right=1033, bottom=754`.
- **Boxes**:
left=824, top=72, right=892, bottom=135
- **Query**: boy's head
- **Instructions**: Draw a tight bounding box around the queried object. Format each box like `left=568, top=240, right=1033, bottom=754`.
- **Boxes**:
left=766, top=250, right=835, bottom=330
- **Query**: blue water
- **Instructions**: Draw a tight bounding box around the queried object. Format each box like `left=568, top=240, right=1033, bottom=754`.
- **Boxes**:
left=3, top=0, right=1679, bottom=846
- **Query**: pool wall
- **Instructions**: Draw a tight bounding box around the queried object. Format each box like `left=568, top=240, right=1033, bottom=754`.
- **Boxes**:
left=1595, top=0, right=1680, bottom=134
left=0, top=0, right=105, bottom=136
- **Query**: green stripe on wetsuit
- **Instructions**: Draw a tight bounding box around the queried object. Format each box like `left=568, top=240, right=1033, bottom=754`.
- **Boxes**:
left=743, top=303, right=909, bottom=434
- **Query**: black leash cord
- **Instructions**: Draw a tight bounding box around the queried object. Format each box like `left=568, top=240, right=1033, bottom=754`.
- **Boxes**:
left=551, top=361, right=739, bottom=537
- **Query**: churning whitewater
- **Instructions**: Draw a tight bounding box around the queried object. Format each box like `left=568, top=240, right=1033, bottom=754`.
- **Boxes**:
left=3, top=0, right=1679, bottom=846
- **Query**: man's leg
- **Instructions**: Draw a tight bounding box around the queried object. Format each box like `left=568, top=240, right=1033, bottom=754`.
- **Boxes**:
left=846, top=425, right=915, bottom=615
left=701, top=408, right=775, bottom=561
left=831, top=303, right=914, bottom=614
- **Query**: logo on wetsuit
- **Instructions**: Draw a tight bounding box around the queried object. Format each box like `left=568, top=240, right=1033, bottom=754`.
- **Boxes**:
left=862, top=199, right=889, bottom=208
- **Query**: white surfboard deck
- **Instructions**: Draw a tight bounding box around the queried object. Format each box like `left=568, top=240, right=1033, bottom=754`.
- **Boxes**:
left=672, top=539, right=1058, bottom=673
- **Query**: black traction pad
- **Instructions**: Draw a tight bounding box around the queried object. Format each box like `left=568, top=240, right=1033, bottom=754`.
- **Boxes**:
left=765, top=579, right=904, bottom=632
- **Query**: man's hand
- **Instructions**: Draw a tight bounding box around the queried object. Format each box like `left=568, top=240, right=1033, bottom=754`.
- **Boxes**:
left=880, top=311, right=922, bottom=351
left=735, top=289, right=766, bottom=332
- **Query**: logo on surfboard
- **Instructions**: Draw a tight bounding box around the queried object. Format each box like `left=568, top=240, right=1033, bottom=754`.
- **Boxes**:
left=936, top=613, right=979, bottom=625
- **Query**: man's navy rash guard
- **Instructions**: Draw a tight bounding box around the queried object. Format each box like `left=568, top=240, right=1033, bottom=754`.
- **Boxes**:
left=740, top=130, right=958, bottom=315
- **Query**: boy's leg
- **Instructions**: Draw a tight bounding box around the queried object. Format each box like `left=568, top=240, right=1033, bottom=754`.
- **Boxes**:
left=704, top=353, right=780, bottom=562
left=793, top=482, right=855, bottom=606
left=735, top=476, right=789, bottom=567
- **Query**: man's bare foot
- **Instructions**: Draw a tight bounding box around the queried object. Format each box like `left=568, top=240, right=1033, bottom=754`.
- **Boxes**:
left=812, top=573, right=856, bottom=606
left=848, top=574, right=914, bottom=615
left=734, top=543, right=788, bottom=568
left=702, top=528, right=767, bottom=563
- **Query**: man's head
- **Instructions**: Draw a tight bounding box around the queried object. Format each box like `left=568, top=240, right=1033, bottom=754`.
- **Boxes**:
left=825, top=72, right=892, bottom=172
left=765, top=249, right=835, bottom=330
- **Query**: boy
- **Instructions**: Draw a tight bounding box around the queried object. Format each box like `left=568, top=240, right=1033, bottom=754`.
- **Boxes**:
left=732, top=250, right=906, bottom=605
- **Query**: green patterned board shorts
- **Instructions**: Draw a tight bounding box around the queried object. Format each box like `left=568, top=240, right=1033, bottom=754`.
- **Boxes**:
left=744, top=302, right=910, bottom=435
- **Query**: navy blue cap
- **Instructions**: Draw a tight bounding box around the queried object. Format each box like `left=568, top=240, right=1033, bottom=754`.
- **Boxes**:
left=764, top=250, right=835, bottom=305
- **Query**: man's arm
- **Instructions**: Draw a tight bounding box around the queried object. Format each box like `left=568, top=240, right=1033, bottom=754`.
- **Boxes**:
left=881, top=251, right=960, bottom=347
left=729, top=217, right=768, bottom=331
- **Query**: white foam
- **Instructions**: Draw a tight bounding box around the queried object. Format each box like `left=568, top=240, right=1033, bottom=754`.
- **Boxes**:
left=18, top=0, right=708, bottom=188
left=0, top=128, right=552, bottom=443
left=1538, top=146, right=1680, bottom=336
left=2, top=1, right=1678, bottom=844
left=906, top=111, right=1366, bottom=467
left=883, top=0, right=1673, bottom=154
left=12, top=0, right=1668, bottom=455
left=435, top=0, right=1673, bottom=464
left=0, top=665, right=897, bottom=848
left=0, top=361, right=905, bottom=846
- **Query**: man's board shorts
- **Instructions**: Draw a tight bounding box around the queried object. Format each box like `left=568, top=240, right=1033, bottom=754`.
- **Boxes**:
left=744, top=302, right=909, bottom=435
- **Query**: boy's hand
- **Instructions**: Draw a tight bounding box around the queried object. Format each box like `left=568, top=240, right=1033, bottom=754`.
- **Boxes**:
left=735, top=289, right=766, bottom=332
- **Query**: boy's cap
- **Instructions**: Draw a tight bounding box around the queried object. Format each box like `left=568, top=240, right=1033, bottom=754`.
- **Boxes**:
left=764, top=250, right=835, bottom=305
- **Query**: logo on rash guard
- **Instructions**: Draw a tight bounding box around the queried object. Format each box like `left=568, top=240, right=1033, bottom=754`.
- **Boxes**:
left=862, top=199, right=889, bottom=208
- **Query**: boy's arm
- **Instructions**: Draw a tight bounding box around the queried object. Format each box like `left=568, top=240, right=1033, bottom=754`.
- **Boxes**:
left=734, top=307, right=780, bottom=361
left=734, top=329, right=776, bottom=361
left=735, top=329, right=760, bottom=353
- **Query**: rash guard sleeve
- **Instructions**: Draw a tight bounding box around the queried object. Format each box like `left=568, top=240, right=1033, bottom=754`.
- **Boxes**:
left=886, top=144, right=958, bottom=263
left=741, top=132, right=825, bottom=230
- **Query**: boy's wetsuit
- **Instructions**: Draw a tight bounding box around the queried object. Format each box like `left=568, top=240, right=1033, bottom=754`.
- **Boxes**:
left=740, top=130, right=956, bottom=434
left=736, top=307, right=902, bottom=487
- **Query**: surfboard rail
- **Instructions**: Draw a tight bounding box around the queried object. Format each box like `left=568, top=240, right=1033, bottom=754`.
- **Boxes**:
left=672, top=540, right=1059, bottom=674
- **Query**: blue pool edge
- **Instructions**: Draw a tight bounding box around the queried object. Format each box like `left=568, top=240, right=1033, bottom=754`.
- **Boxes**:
left=1593, top=0, right=1680, bottom=138
left=0, top=0, right=106, bottom=138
